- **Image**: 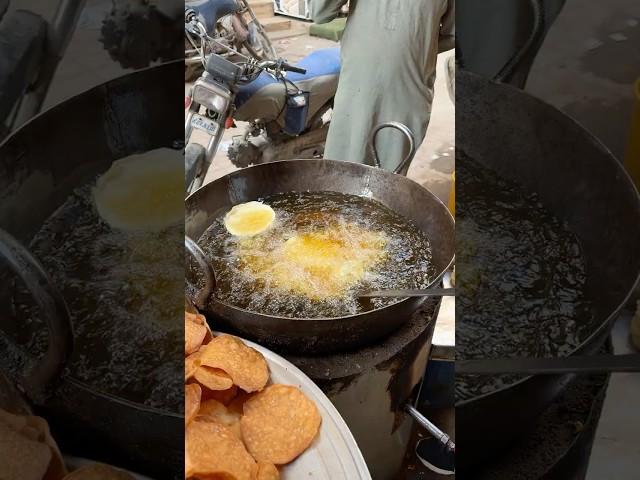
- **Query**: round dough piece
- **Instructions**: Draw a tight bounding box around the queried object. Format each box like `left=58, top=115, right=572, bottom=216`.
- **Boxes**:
left=224, top=202, right=275, bottom=237
left=93, top=148, right=183, bottom=232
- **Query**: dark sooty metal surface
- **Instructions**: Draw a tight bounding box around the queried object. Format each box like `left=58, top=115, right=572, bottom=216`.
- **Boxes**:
left=199, top=191, right=435, bottom=318
left=456, top=154, right=593, bottom=399
left=186, top=159, right=454, bottom=354
left=475, top=368, right=608, bottom=479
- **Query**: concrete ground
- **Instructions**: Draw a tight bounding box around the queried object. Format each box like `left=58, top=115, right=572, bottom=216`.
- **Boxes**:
left=527, top=0, right=639, bottom=160
left=525, top=1, right=639, bottom=478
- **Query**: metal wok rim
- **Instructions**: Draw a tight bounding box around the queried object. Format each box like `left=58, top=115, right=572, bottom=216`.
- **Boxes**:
left=0, top=60, right=184, bottom=150
left=455, top=74, right=640, bottom=407
left=65, top=376, right=181, bottom=418
left=187, top=159, right=456, bottom=322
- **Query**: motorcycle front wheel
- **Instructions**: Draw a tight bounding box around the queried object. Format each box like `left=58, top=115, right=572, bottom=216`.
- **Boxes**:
left=242, top=20, right=277, bottom=60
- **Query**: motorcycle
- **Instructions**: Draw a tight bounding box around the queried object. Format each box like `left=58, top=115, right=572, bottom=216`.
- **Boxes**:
left=184, top=6, right=340, bottom=195
left=185, top=0, right=277, bottom=81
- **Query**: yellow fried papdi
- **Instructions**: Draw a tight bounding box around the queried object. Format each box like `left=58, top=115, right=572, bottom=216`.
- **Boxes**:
left=224, top=201, right=275, bottom=237
left=256, top=463, right=280, bottom=480
left=185, top=316, right=207, bottom=355
left=186, top=419, right=256, bottom=480
left=199, top=335, right=269, bottom=393
left=186, top=383, right=202, bottom=426
left=241, top=385, right=321, bottom=465
left=186, top=352, right=201, bottom=380
left=194, top=366, right=234, bottom=391
left=62, top=463, right=135, bottom=479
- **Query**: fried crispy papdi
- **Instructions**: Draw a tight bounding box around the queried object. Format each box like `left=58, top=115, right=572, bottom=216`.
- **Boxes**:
left=184, top=311, right=321, bottom=478
left=241, top=385, right=321, bottom=465
left=199, top=335, right=268, bottom=393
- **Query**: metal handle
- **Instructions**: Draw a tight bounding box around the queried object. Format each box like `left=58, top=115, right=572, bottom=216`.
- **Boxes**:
left=406, top=404, right=456, bottom=452
left=185, top=236, right=216, bottom=309
left=0, top=229, right=73, bottom=403
left=457, top=353, right=640, bottom=375
left=408, top=365, right=455, bottom=456
left=359, top=287, right=456, bottom=298
left=494, top=0, right=545, bottom=85
left=369, top=122, right=416, bottom=175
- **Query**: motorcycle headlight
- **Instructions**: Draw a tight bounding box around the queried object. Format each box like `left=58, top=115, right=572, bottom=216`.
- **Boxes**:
left=192, top=84, right=230, bottom=113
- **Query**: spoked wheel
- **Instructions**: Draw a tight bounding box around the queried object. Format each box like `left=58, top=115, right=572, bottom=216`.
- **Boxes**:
left=185, top=39, right=203, bottom=82
left=232, top=0, right=277, bottom=60
left=242, top=19, right=277, bottom=60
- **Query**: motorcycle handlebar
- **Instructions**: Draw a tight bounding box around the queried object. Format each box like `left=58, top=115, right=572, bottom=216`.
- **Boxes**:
left=282, top=63, right=306, bottom=75
left=257, top=60, right=306, bottom=75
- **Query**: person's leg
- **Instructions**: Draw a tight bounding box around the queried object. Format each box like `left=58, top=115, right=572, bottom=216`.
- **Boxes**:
left=324, top=0, right=445, bottom=170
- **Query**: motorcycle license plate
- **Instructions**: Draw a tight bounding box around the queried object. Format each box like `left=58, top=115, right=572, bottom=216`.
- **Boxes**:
left=191, top=114, right=218, bottom=136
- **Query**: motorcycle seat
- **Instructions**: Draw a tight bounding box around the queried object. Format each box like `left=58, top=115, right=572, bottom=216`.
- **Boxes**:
left=236, top=48, right=340, bottom=110
left=186, top=0, right=239, bottom=33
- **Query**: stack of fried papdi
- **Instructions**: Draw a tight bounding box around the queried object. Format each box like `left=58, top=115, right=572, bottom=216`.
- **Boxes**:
left=185, top=311, right=322, bottom=480
left=0, top=408, right=134, bottom=479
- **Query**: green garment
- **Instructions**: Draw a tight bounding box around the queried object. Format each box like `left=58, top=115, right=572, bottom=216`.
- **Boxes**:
left=311, top=0, right=454, bottom=173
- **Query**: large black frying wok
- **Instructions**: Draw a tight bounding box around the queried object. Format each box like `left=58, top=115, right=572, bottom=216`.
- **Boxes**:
left=456, top=69, right=640, bottom=470
left=0, top=62, right=183, bottom=478
left=185, top=158, right=455, bottom=355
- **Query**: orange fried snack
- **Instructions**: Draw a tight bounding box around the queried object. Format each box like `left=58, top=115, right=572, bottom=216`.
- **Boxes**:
left=199, top=335, right=268, bottom=393
left=256, top=462, right=280, bottom=480
left=184, top=311, right=321, bottom=479
left=185, top=383, right=202, bottom=426
left=193, top=366, right=234, bottom=391
left=185, top=352, right=201, bottom=380
left=240, top=385, right=321, bottom=465
left=186, top=420, right=256, bottom=480
left=185, top=313, right=207, bottom=355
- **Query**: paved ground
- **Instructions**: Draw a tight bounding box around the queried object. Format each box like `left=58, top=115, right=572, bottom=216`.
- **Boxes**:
left=527, top=0, right=639, bottom=161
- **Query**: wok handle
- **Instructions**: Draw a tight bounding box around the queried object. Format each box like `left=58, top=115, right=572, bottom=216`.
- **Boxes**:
left=406, top=404, right=456, bottom=452
left=369, top=122, right=416, bottom=175
left=493, top=0, right=545, bottom=85
left=0, top=229, right=73, bottom=403
left=185, top=236, right=216, bottom=309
